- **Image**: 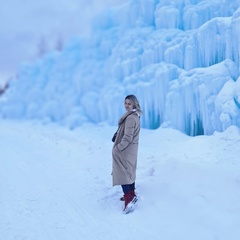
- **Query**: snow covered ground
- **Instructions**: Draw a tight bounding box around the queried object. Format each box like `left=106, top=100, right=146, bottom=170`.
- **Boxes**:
left=1, top=120, right=240, bottom=240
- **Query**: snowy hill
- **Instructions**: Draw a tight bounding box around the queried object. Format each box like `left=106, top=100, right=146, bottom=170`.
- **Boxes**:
left=0, top=0, right=240, bottom=135
left=0, top=120, right=240, bottom=240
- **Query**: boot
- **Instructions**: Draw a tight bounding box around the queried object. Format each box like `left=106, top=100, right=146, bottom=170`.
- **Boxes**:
left=131, top=189, right=137, bottom=198
left=120, top=189, right=136, bottom=201
left=123, top=191, right=138, bottom=214
left=123, top=191, right=134, bottom=211
left=120, top=196, right=124, bottom=201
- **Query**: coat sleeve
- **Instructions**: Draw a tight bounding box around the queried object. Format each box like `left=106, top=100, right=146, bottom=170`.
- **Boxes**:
left=117, top=116, right=135, bottom=151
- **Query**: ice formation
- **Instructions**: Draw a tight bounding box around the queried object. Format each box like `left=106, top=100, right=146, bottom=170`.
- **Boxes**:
left=0, top=0, right=240, bottom=135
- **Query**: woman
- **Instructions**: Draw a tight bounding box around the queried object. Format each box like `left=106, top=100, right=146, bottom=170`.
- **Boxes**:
left=112, top=94, right=142, bottom=213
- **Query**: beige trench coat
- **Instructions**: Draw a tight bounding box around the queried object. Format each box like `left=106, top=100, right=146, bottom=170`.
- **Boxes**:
left=112, top=111, right=140, bottom=186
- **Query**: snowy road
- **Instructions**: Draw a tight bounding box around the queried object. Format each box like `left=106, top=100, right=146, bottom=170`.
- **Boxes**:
left=0, top=120, right=240, bottom=240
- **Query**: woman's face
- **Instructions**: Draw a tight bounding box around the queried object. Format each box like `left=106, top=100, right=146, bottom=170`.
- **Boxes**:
left=124, top=98, right=133, bottom=112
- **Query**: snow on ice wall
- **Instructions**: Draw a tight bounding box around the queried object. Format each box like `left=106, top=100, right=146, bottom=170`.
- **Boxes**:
left=0, top=0, right=240, bottom=135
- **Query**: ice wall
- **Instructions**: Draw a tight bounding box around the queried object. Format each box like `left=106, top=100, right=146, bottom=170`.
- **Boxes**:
left=1, top=0, right=240, bottom=135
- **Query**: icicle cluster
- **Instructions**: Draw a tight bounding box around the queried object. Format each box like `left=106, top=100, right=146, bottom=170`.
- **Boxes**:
left=1, top=0, right=240, bottom=135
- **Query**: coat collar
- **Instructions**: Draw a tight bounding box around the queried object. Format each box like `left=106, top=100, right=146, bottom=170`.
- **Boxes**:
left=118, top=110, right=137, bottom=125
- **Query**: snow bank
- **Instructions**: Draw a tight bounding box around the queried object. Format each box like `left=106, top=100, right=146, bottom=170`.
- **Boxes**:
left=0, top=120, right=240, bottom=240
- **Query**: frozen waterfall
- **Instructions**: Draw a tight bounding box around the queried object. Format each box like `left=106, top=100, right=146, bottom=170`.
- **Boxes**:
left=0, top=0, right=240, bottom=135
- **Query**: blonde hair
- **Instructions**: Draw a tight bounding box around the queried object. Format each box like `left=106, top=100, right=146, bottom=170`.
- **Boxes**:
left=125, top=95, right=142, bottom=115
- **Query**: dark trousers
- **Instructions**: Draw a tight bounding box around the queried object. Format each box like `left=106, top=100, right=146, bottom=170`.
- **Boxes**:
left=121, top=182, right=135, bottom=194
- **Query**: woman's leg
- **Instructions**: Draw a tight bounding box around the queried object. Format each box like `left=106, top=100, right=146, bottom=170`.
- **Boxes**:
left=121, top=184, right=131, bottom=194
left=129, top=182, right=135, bottom=191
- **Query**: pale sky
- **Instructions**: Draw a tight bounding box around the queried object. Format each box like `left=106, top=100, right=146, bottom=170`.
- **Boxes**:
left=0, top=0, right=127, bottom=84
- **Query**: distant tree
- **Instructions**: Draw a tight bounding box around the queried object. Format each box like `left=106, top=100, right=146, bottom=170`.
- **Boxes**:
left=0, top=82, right=9, bottom=96
left=38, top=36, right=49, bottom=57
